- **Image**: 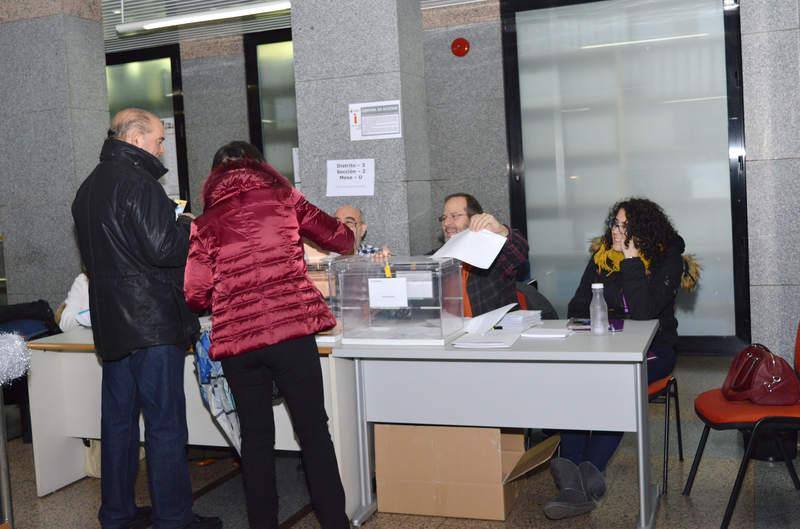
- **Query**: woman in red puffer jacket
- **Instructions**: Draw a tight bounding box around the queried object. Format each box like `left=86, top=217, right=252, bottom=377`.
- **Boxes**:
left=184, top=141, right=354, bottom=529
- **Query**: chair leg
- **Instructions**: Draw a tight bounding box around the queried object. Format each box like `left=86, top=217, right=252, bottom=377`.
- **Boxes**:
left=775, top=436, right=800, bottom=490
left=672, top=379, right=684, bottom=461
left=663, top=384, right=671, bottom=494
left=721, top=427, right=757, bottom=529
left=682, top=424, right=710, bottom=496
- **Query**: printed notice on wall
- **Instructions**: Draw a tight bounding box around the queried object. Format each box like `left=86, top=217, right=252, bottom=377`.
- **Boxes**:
left=349, top=100, right=402, bottom=141
left=326, top=159, right=375, bottom=197
left=159, top=117, right=180, bottom=200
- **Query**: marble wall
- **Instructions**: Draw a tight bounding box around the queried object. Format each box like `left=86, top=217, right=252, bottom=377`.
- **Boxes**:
left=292, top=0, right=432, bottom=255
left=740, top=0, right=800, bottom=359
left=0, top=1, right=107, bottom=308
left=180, top=36, right=249, bottom=214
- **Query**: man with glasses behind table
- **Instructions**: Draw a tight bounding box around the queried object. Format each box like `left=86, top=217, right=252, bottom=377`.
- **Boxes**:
left=334, top=205, right=390, bottom=256
left=438, top=193, right=528, bottom=316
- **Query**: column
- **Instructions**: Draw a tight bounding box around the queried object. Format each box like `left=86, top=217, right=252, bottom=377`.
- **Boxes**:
left=0, top=0, right=108, bottom=306
left=292, top=0, right=433, bottom=255
left=181, top=36, right=249, bottom=213
left=741, top=0, right=800, bottom=360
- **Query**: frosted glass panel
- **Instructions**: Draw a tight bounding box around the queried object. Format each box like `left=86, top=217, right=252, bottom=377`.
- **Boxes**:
left=517, top=0, right=734, bottom=335
left=106, top=58, right=173, bottom=119
left=257, top=40, right=298, bottom=183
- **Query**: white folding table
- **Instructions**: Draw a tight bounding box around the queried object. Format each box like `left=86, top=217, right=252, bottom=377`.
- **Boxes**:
left=26, top=327, right=361, bottom=517
left=333, top=319, right=660, bottom=528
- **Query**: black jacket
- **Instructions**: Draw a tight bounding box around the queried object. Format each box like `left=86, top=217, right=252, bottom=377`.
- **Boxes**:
left=567, top=237, right=685, bottom=349
left=72, top=139, right=199, bottom=361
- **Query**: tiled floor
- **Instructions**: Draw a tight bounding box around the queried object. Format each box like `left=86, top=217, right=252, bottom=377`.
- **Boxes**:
left=7, top=355, right=800, bottom=528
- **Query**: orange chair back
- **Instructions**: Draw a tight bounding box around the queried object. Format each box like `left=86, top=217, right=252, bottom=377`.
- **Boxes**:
left=516, top=290, right=528, bottom=310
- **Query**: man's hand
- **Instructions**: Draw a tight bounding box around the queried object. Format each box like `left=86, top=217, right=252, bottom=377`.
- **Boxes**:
left=179, top=212, right=196, bottom=221
left=469, top=213, right=509, bottom=238
left=368, top=246, right=392, bottom=263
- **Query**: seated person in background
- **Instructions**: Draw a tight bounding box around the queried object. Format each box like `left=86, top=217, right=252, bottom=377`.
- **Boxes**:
left=334, top=204, right=390, bottom=256
left=56, top=272, right=89, bottom=332
left=438, top=193, right=528, bottom=316
left=544, top=197, right=684, bottom=520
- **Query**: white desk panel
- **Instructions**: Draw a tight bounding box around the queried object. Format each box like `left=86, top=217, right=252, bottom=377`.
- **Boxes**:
left=361, top=360, right=638, bottom=431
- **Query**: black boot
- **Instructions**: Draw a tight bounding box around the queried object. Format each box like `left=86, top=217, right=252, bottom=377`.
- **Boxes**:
left=579, top=461, right=607, bottom=501
left=543, top=457, right=596, bottom=520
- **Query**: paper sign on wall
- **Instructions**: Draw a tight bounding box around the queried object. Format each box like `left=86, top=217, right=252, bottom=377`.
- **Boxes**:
left=292, top=147, right=301, bottom=190
left=159, top=117, right=180, bottom=200
left=368, top=278, right=409, bottom=308
left=349, top=100, right=402, bottom=141
left=326, top=159, right=375, bottom=197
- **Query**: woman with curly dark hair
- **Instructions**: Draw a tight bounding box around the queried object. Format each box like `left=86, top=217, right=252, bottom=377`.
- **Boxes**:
left=543, top=197, right=684, bottom=521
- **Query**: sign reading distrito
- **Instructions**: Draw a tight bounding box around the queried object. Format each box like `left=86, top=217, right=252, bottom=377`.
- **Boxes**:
left=326, top=158, right=375, bottom=197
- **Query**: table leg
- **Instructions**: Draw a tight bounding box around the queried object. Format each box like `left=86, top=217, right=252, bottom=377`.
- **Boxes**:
left=635, top=361, right=659, bottom=529
left=29, top=351, right=88, bottom=496
left=0, top=392, right=13, bottom=528
left=351, top=359, right=376, bottom=526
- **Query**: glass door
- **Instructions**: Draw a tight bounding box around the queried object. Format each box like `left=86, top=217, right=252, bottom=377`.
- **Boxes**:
left=503, top=0, right=744, bottom=339
left=245, top=29, right=299, bottom=184
left=106, top=45, right=190, bottom=208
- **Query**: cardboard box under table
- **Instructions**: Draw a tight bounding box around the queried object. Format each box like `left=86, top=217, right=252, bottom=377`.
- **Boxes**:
left=375, top=424, right=559, bottom=520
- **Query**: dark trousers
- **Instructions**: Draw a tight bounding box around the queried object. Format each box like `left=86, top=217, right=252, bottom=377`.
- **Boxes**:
left=99, top=345, right=193, bottom=529
left=220, top=334, right=349, bottom=529
left=560, top=345, right=677, bottom=471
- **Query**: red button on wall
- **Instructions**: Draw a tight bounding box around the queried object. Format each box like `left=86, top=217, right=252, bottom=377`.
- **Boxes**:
left=451, top=37, right=470, bottom=57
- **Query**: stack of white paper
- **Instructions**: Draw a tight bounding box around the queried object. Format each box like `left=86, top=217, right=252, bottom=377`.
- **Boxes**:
left=452, top=303, right=520, bottom=349
left=499, top=310, right=542, bottom=329
left=452, top=330, right=520, bottom=349
left=520, top=327, right=572, bottom=339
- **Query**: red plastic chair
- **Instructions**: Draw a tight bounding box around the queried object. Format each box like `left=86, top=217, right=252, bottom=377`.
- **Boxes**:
left=648, top=374, right=683, bottom=494
left=682, top=323, right=800, bottom=529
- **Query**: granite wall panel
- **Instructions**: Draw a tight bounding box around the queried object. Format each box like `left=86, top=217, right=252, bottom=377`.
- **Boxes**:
left=741, top=3, right=800, bottom=352
left=742, top=29, right=800, bottom=161
left=181, top=48, right=248, bottom=213
left=746, top=159, right=800, bottom=286
left=292, top=0, right=401, bottom=82
left=423, top=19, right=510, bottom=229
left=740, top=0, right=799, bottom=35
left=0, top=12, right=104, bottom=307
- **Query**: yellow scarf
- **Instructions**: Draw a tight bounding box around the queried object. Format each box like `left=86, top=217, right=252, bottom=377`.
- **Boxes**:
left=593, top=241, right=650, bottom=276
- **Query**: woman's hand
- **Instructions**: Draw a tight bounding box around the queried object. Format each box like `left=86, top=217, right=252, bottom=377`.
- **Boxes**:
left=469, top=213, right=509, bottom=238
left=623, top=238, right=640, bottom=259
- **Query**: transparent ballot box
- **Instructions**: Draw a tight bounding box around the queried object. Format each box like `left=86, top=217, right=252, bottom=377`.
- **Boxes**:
left=332, top=256, right=463, bottom=345
left=306, top=256, right=342, bottom=336
left=306, top=256, right=338, bottom=308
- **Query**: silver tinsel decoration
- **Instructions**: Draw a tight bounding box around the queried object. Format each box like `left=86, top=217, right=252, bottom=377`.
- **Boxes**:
left=0, top=333, right=31, bottom=386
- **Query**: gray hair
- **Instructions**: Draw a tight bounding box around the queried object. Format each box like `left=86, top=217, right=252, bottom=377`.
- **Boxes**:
left=108, top=108, right=158, bottom=141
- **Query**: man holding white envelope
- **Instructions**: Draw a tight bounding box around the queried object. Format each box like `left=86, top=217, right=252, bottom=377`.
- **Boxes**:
left=436, top=193, right=528, bottom=316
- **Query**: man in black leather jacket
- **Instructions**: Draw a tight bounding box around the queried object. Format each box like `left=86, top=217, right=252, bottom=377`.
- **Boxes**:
left=72, top=109, right=219, bottom=529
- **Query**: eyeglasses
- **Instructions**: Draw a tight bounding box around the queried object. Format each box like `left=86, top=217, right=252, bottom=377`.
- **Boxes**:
left=438, top=212, right=468, bottom=223
left=609, top=220, right=628, bottom=232
left=337, top=217, right=360, bottom=229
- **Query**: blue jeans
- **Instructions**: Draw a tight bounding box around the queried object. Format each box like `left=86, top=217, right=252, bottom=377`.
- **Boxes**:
left=559, top=345, right=677, bottom=471
left=99, top=344, right=193, bottom=529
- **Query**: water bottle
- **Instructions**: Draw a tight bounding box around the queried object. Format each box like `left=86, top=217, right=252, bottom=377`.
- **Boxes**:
left=590, top=283, right=609, bottom=335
